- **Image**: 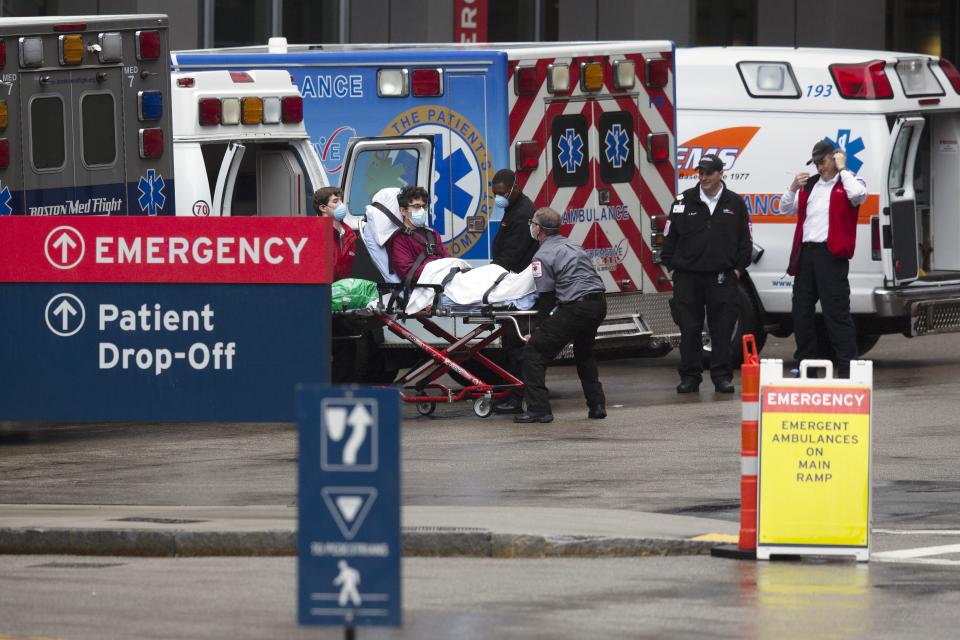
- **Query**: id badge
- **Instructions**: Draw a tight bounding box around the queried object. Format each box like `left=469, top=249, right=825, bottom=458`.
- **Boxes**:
left=717, top=272, right=727, bottom=285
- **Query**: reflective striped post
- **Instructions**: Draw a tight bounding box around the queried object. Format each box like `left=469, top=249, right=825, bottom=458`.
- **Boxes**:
left=738, top=334, right=760, bottom=552
left=711, top=333, right=760, bottom=560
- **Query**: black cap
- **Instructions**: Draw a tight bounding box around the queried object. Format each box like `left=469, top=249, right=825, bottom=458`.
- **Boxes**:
left=806, top=139, right=836, bottom=165
left=697, top=154, right=724, bottom=173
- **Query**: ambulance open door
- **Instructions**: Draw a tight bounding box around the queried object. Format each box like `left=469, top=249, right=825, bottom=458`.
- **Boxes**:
left=340, top=136, right=434, bottom=219
left=883, top=117, right=924, bottom=285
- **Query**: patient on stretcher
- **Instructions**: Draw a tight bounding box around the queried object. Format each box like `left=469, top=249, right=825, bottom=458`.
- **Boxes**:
left=361, top=186, right=536, bottom=314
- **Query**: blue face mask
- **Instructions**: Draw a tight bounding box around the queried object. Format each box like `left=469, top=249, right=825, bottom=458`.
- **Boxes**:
left=333, top=202, right=348, bottom=221
left=410, top=208, right=427, bottom=227
left=491, top=195, right=509, bottom=222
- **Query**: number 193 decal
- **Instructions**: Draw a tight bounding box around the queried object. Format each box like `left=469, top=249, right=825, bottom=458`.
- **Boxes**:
left=806, top=84, right=834, bottom=97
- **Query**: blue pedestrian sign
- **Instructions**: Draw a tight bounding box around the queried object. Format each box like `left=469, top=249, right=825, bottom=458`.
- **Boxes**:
left=298, top=386, right=401, bottom=627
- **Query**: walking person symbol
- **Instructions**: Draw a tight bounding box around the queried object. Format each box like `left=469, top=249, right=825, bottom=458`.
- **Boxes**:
left=334, top=560, right=362, bottom=607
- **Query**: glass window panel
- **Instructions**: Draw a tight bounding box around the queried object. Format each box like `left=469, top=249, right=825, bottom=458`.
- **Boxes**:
left=81, top=93, right=116, bottom=167
left=31, top=95, right=65, bottom=171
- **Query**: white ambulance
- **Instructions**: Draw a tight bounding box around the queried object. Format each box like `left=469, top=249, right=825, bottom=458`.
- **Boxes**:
left=675, top=47, right=960, bottom=354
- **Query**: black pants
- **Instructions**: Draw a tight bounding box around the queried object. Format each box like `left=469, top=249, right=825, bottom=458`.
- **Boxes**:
left=672, top=269, right=739, bottom=384
left=792, top=243, right=857, bottom=377
left=522, top=295, right=607, bottom=414
left=501, top=314, right=536, bottom=395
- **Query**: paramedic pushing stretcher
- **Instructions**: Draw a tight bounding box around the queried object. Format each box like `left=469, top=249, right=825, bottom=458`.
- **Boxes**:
left=661, top=154, right=752, bottom=394
left=781, top=139, right=867, bottom=378
left=514, top=208, right=607, bottom=424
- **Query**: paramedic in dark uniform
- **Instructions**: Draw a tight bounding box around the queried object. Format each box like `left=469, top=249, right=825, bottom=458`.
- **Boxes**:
left=661, top=154, right=752, bottom=395
left=781, top=139, right=866, bottom=378
left=490, top=168, right=540, bottom=414
left=514, top=207, right=608, bottom=423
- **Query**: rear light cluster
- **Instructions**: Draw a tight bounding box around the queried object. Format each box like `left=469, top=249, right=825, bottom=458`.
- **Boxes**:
left=829, top=59, right=893, bottom=99
left=377, top=68, right=442, bottom=97
left=650, top=214, right=668, bottom=263
left=18, top=28, right=161, bottom=68
left=515, top=58, right=649, bottom=97
left=196, top=95, right=303, bottom=126
left=938, top=58, right=960, bottom=93
left=0, top=98, right=6, bottom=168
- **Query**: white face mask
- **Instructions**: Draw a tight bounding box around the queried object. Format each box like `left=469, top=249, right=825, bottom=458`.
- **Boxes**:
left=529, top=222, right=540, bottom=240
left=410, top=208, right=427, bottom=227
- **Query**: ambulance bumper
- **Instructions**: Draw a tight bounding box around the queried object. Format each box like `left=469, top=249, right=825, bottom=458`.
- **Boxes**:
left=873, top=283, right=960, bottom=336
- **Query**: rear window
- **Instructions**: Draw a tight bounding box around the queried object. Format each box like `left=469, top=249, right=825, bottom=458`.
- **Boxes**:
left=31, top=95, right=66, bottom=171
left=81, top=93, right=117, bottom=167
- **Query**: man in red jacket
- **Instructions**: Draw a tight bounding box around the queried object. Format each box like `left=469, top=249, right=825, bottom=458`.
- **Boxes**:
left=781, top=140, right=867, bottom=378
left=385, top=185, right=449, bottom=283
left=313, top=187, right=356, bottom=281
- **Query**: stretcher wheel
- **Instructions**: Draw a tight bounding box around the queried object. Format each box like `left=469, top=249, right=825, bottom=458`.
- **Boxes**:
left=416, top=401, right=436, bottom=416
left=473, top=397, right=493, bottom=418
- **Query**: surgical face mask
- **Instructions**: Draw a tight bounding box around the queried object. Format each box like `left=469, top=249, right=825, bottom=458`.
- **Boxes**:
left=529, top=222, right=540, bottom=240
left=333, top=202, right=348, bottom=221
left=491, top=194, right=509, bottom=222
left=410, top=208, right=427, bottom=227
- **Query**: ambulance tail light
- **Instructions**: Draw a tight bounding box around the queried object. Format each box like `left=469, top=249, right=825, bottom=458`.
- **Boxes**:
left=0, top=139, right=9, bottom=169
left=938, top=58, right=960, bottom=93
left=229, top=71, right=254, bottom=83
left=177, top=77, right=195, bottom=88
left=645, top=58, right=669, bottom=89
left=198, top=98, right=221, bottom=125
left=515, top=140, right=539, bottom=171
left=871, top=216, right=882, bottom=260
left=282, top=95, right=303, bottom=123
left=377, top=69, right=408, bottom=97
left=97, top=32, right=122, bottom=63
left=0, top=101, right=8, bottom=130
left=241, top=97, right=263, bottom=124
left=262, top=96, right=281, bottom=123
left=646, top=133, right=670, bottom=163
left=138, top=91, right=163, bottom=121
left=411, top=68, right=442, bottom=96
left=136, top=30, right=161, bottom=61
left=515, top=65, right=539, bottom=96
left=650, top=214, right=668, bottom=249
left=829, top=60, right=893, bottom=99
left=139, top=128, right=163, bottom=158
left=53, top=23, right=87, bottom=32
left=613, top=59, right=636, bottom=90
left=221, top=97, right=241, bottom=125
left=0, top=41, right=6, bottom=68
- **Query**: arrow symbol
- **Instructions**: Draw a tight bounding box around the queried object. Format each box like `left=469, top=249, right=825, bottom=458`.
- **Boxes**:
left=343, top=403, right=373, bottom=466
left=52, top=299, right=77, bottom=331
left=51, top=232, right=77, bottom=264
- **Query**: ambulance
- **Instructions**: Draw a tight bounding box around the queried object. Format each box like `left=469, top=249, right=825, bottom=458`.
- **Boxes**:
left=0, top=14, right=339, bottom=220
left=676, top=47, right=960, bottom=354
left=171, top=40, right=682, bottom=360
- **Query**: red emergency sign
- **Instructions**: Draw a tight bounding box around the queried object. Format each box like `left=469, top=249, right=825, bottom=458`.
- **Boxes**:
left=0, top=217, right=334, bottom=284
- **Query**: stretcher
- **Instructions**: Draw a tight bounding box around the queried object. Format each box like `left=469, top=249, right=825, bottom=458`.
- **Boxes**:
left=339, top=281, right=536, bottom=417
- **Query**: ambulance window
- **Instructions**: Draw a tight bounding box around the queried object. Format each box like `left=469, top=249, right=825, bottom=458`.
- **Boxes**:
left=346, top=147, right=421, bottom=215
left=551, top=114, right=589, bottom=187
left=30, top=96, right=66, bottom=171
left=80, top=93, right=117, bottom=167
left=889, top=125, right=916, bottom=191
left=598, top=111, right=635, bottom=184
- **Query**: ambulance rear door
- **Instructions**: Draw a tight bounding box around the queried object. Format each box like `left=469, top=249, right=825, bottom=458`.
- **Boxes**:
left=883, top=116, right=924, bottom=285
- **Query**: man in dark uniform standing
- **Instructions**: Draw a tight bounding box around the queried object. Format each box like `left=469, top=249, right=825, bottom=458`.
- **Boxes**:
left=514, top=207, right=608, bottom=423
left=490, top=168, right=540, bottom=414
left=661, top=154, right=752, bottom=395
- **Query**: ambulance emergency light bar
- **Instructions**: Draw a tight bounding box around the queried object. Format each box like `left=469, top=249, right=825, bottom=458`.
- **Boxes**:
left=191, top=70, right=303, bottom=126
left=515, top=58, right=655, bottom=96
left=377, top=68, right=442, bottom=97
left=18, top=28, right=161, bottom=67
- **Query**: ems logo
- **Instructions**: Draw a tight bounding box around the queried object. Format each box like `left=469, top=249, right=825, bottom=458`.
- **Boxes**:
left=382, top=106, right=492, bottom=258
left=316, top=124, right=358, bottom=175
left=677, top=126, right=760, bottom=177
left=531, top=260, right=542, bottom=278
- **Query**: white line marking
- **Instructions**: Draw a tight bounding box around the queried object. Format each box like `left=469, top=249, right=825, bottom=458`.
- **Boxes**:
left=874, top=529, right=960, bottom=536
left=872, top=557, right=960, bottom=567
left=872, top=543, right=960, bottom=560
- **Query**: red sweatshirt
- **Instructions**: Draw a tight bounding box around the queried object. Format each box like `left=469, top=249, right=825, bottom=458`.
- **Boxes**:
left=386, top=226, right=449, bottom=282
left=333, top=224, right=357, bottom=281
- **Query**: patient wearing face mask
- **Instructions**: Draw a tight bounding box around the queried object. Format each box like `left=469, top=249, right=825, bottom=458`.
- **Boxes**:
left=385, top=185, right=451, bottom=283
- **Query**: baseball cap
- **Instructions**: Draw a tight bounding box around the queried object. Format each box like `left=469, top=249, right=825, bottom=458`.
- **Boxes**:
left=697, top=154, right=724, bottom=173
left=806, top=139, right=836, bottom=165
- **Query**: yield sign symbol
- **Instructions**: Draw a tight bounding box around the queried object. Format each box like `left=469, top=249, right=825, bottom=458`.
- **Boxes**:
left=321, top=487, right=377, bottom=540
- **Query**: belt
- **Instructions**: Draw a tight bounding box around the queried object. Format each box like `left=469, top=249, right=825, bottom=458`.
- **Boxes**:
left=574, top=291, right=604, bottom=303
left=801, top=241, right=827, bottom=247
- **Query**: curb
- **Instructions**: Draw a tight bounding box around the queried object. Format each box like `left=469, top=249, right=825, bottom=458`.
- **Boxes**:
left=0, top=527, right=718, bottom=558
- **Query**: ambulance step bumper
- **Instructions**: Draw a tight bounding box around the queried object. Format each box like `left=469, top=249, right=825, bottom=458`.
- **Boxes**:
left=910, top=297, right=960, bottom=336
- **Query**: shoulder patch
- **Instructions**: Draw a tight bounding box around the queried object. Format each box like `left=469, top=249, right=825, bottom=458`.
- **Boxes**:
left=663, top=220, right=672, bottom=237
left=532, top=260, right=543, bottom=278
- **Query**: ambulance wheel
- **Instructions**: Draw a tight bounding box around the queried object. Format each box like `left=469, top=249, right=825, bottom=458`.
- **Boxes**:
left=856, top=333, right=881, bottom=356
left=473, top=397, right=493, bottom=418
left=416, top=401, right=436, bottom=416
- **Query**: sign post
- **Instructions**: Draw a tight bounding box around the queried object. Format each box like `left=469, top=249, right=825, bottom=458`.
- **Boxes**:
left=298, top=385, right=402, bottom=629
left=756, top=358, right=873, bottom=561
left=0, top=217, right=332, bottom=422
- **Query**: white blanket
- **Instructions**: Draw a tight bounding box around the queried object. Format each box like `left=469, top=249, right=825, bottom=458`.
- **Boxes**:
left=402, top=258, right=536, bottom=314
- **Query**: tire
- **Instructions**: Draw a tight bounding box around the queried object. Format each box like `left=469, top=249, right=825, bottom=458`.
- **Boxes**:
left=473, top=397, right=493, bottom=418
left=856, top=333, right=881, bottom=356
left=415, top=401, right=436, bottom=416
left=814, top=320, right=880, bottom=359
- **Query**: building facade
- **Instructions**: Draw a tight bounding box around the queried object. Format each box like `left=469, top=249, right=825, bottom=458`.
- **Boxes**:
left=4, top=1, right=957, bottom=62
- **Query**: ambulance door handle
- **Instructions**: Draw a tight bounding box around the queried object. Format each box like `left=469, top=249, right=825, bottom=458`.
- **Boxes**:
left=38, top=75, right=50, bottom=85
left=140, top=70, right=156, bottom=80
left=894, top=189, right=905, bottom=197
left=96, top=72, right=107, bottom=83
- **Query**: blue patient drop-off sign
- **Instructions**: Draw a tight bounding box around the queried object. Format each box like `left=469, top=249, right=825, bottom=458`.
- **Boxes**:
left=298, top=386, right=401, bottom=627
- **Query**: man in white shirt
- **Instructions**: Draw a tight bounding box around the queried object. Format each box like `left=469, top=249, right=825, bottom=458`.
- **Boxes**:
left=781, top=139, right=867, bottom=378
